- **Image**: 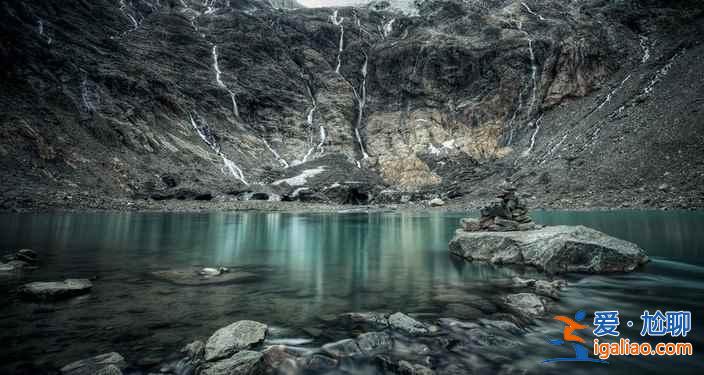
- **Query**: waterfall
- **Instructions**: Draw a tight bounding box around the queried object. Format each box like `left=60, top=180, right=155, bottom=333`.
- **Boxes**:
left=521, top=2, right=546, bottom=21
left=300, top=84, right=324, bottom=164
left=351, top=54, right=369, bottom=161
left=639, top=35, right=651, bottom=63
left=505, top=83, right=528, bottom=146
left=596, top=74, right=631, bottom=111
left=203, top=0, right=216, bottom=14
left=36, top=19, right=52, bottom=44
left=263, top=139, right=289, bottom=168
left=382, top=18, right=395, bottom=38
left=527, top=38, right=538, bottom=116
left=643, top=50, right=684, bottom=95
left=119, top=0, right=140, bottom=30
left=330, top=10, right=344, bottom=74
left=189, top=114, right=248, bottom=184
left=521, top=118, right=541, bottom=157
left=212, top=45, right=240, bottom=118
left=81, top=77, right=97, bottom=112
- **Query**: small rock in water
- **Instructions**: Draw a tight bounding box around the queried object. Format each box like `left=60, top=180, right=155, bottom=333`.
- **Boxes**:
left=151, top=267, right=256, bottom=286
left=200, top=350, right=263, bottom=375
left=338, top=312, right=389, bottom=330
left=321, top=338, right=362, bottom=358
left=204, top=320, right=268, bottom=361
left=19, top=279, right=93, bottom=301
left=429, top=198, right=445, bottom=207
left=60, top=352, right=126, bottom=375
left=503, top=293, right=547, bottom=318
left=16, top=248, right=39, bottom=263
left=181, top=340, right=205, bottom=361
left=298, top=354, right=338, bottom=371
left=356, top=331, right=393, bottom=356
left=388, top=312, right=432, bottom=336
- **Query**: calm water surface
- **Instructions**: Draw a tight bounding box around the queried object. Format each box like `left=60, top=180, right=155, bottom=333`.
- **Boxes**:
left=0, top=210, right=702, bottom=374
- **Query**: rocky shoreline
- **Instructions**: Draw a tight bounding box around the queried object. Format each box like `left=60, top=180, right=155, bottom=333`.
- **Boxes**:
left=52, top=275, right=567, bottom=375
left=1, top=189, right=702, bottom=214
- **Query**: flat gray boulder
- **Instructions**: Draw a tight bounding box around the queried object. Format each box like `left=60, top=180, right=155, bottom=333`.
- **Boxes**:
left=205, top=320, right=268, bottom=361
left=19, top=279, right=93, bottom=300
left=60, top=352, right=125, bottom=375
left=449, top=225, right=648, bottom=274
left=199, top=350, right=263, bottom=375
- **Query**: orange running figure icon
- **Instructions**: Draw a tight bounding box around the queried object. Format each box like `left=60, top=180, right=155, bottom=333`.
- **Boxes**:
left=553, top=315, right=587, bottom=343
left=543, top=310, right=607, bottom=363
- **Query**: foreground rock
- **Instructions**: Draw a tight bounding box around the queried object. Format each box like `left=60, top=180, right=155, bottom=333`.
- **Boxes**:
left=200, top=350, right=264, bottom=375
left=205, top=320, right=268, bottom=361
left=450, top=225, right=648, bottom=274
left=60, top=352, right=125, bottom=375
left=151, top=267, right=258, bottom=286
left=19, top=279, right=92, bottom=300
left=1, top=249, right=39, bottom=273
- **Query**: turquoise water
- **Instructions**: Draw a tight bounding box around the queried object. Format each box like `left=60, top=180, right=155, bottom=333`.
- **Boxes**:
left=0, top=210, right=702, bottom=374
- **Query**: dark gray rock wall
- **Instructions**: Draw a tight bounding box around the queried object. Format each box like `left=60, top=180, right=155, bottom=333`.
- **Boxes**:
left=1, top=0, right=702, bottom=208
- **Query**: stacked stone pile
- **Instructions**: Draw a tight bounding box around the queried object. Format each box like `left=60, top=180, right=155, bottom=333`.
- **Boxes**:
left=461, top=184, right=540, bottom=232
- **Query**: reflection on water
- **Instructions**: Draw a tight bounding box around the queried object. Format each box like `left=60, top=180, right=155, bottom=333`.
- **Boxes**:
left=0, top=210, right=702, bottom=374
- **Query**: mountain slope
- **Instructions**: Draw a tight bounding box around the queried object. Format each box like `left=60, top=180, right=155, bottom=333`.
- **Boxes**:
left=0, top=0, right=702, bottom=209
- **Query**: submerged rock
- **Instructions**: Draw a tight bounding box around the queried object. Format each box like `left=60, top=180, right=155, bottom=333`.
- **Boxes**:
left=60, top=352, right=125, bottom=375
left=19, top=279, right=92, bottom=301
left=200, top=350, right=263, bottom=375
left=356, top=332, right=393, bottom=356
left=503, top=293, right=548, bottom=318
left=151, top=267, right=258, bottom=286
left=449, top=225, right=648, bottom=274
left=338, top=312, right=389, bottom=330
left=388, top=312, right=433, bottom=336
left=321, top=338, right=361, bottom=358
left=205, top=320, right=268, bottom=361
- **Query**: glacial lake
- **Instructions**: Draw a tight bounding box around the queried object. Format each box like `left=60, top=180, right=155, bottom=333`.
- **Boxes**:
left=0, top=210, right=702, bottom=374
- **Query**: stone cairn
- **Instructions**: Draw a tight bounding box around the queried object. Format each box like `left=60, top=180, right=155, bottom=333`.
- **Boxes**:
left=461, top=184, right=540, bottom=232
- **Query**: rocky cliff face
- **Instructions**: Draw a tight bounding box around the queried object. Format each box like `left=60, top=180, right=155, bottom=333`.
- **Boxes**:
left=1, top=0, right=702, bottom=209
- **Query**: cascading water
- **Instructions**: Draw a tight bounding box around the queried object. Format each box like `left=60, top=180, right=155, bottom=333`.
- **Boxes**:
left=330, top=10, right=344, bottom=74
left=119, top=0, right=140, bottom=30
left=301, top=85, right=325, bottom=163
left=526, top=38, right=538, bottom=116
left=596, top=74, right=631, bottom=111
left=212, top=45, right=240, bottom=118
left=81, top=77, right=97, bottom=112
left=382, top=18, right=395, bottom=38
left=639, top=35, right=651, bottom=63
left=353, top=54, right=370, bottom=161
left=643, top=50, right=684, bottom=95
left=520, top=2, right=546, bottom=21
left=521, top=117, right=541, bottom=157
left=36, top=18, right=52, bottom=44
left=189, top=113, right=248, bottom=184
left=263, top=139, right=289, bottom=168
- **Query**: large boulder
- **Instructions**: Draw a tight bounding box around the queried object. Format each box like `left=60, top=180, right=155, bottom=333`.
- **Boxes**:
left=449, top=225, right=648, bottom=274
left=199, top=350, right=264, bottom=375
left=19, top=279, right=93, bottom=301
left=60, top=352, right=125, bottom=375
left=205, top=320, right=268, bottom=361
